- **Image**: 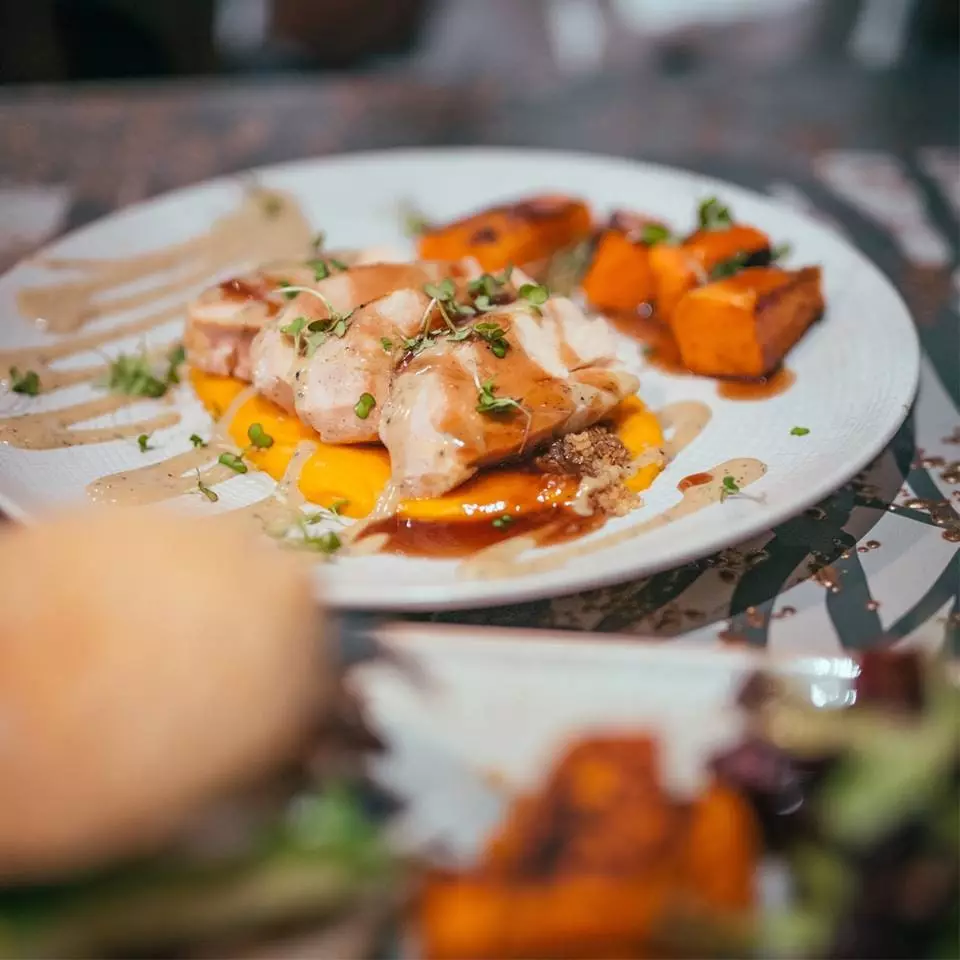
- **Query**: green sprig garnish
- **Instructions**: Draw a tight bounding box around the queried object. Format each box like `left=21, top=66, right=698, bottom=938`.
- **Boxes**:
left=476, top=379, right=522, bottom=416
left=518, top=282, right=549, bottom=307
left=190, top=433, right=207, bottom=448
left=709, top=252, right=751, bottom=281
left=196, top=470, right=219, bottom=502
left=720, top=474, right=741, bottom=501
left=771, top=242, right=793, bottom=262
left=218, top=452, right=247, bottom=474
left=165, top=343, right=186, bottom=385
left=473, top=321, right=510, bottom=358
left=247, top=422, right=274, bottom=449
left=137, top=433, right=152, bottom=453
left=639, top=223, right=673, bottom=245
left=791, top=426, right=810, bottom=436
left=399, top=200, right=431, bottom=238
left=380, top=338, right=394, bottom=353
left=101, top=351, right=169, bottom=398
left=354, top=393, right=376, bottom=420
left=9, top=367, right=40, bottom=396
left=698, top=197, right=733, bottom=231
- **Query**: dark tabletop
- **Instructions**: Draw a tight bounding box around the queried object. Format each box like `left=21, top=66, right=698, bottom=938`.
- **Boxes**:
left=0, top=58, right=957, bottom=653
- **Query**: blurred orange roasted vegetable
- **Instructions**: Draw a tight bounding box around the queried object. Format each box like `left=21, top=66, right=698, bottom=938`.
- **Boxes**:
left=421, top=871, right=684, bottom=960
left=418, top=734, right=761, bottom=959
left=670, top=265, right=824, bottom=379
left=417, top=195, right=593, bottom=272
left=650, top=223, right=770, bottom=322
left=581, top=213, right=668, bottom=315
left=683, top=780, right=759, bottom=912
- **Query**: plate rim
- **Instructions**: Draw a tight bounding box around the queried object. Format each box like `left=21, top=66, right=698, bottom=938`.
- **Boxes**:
left=0, top=146, right=921, bottom=611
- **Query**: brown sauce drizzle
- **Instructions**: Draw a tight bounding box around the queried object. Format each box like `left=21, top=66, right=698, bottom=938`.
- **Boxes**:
left=462, top=457, right=766, bottom=579
left=717, top=368, right=796, bottom=401
left=678, top=471, right=713, bottom=492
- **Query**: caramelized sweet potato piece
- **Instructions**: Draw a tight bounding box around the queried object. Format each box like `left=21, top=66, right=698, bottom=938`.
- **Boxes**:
left=670, top=265, right=823, bottom=379
left=420, top=871, right=683, bottom=959
left=581, top=228, right=659, bottom=315
left=649, top=224, right=770, bottom=322
left=418, top=195, right=593, bottom=272
left=683, top=780, right=759, bottom=912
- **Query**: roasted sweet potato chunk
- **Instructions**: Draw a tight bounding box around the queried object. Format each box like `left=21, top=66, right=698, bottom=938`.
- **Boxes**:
left=417, top=195, right=593, bottom=272
left=581, top=215, right=665, bottom=314
left=650, top=224, right=770, bottom=322
left=670, top=266, right=824, bottom=379
left=418, top=734, right=760, bottom=959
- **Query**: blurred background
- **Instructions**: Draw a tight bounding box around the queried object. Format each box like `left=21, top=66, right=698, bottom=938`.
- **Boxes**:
left=1, top=0, right=958, bottom=86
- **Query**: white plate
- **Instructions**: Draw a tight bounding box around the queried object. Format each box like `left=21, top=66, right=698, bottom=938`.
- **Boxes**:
left=0, top=148, right=919, bottom=610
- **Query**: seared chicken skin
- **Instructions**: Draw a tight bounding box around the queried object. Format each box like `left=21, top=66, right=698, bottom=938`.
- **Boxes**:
left=379, top=296, right=639, bottom=499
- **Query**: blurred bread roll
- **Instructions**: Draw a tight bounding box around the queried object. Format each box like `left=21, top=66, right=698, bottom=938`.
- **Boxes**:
left=0, top=508, right=330, bottom=881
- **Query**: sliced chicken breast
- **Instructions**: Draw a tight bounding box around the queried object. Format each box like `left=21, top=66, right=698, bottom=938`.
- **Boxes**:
left=292, top=288, right=434, bottom=443
left=184, top=262, right=310, bottom=380
left=252, top=260, right=479, bottom=420
left=379, top=296, right=639, bottom=499
left=184, top=248, right=408, bottom=380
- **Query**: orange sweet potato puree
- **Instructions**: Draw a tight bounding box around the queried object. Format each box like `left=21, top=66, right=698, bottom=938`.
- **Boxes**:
left=190, top=370, right=664, bottom=521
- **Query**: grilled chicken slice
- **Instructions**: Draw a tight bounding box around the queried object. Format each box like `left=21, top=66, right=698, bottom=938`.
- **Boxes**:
left=252, top=260, right=479, bottom=424
left=379, top=296, right=640, bottom=500
left=184, top=262, right=309, bottom=380
left=183, top=248, right=408, bottom=380
left=292, top=288, right=434, bottom=443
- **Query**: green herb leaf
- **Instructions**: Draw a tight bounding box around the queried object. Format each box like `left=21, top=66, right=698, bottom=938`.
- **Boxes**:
left=720, top=474, right=741, bottom=501
left=280, top=316, right=308, bottom=337
left=137, top=433, right=152, bottom=453
left=473, top=294, right=493, bottom=312
left=189, top=433, right=207, bottom=448
left=165, top=343, right=186, bottom=385
left=197, top=475, right=219, bottom=502
left=476, top=379, right=522, bottom=416
left=218, top=452, right=247, bottom=474
left=247, top=422, right=274, bottom=449
left=354, top=393, right=376, bottom=420
left=277, top=280, right=298, bottom=300
left=303, top=530, right=342, bottom=554
left=473, top=321, right=510, bottom=358
left=101, top=352, right=168, bottom=398
left=9, top=367, right=40, bottom=396
left=309, top=259, right=330, bottom=281
left=399, top=201, right=430, bottom=238
left=698, top=196, right=733, bottom=231
left=791, top=426, right=810, bottom=436
left=423, top=278, right=456, bottom=302
left=329, top=258, right=348, bottom=271
left=639, top=223, right=673, bottom=245
left=771, top=242, right=793, bottom=262
left=518, top=282, right=549, bottom=306
left=311, top=231, right=326, bottom=252
left=492, top=514, right=514, bottom=530
left=380, top=337, right=394, bottom=353
left=709, top=252, right=750, bottom=281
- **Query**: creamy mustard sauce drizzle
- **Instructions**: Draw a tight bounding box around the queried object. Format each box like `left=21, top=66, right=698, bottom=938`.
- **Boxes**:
left=0, top=189, right=311, bottom=454
left=1, top=189, right=764, bottom=573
